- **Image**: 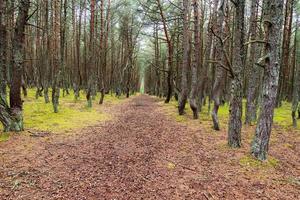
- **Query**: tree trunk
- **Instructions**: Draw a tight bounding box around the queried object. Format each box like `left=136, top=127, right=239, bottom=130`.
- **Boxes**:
left=251, top=0, right=284, bottom=161
left=277, top=0, right=294, bottom=104
left=228, top=0, right=245, bottom=148
left=5, top=0, right=30, bottom=131
left=0, top=0, right=7, bottom=105
left=189, top=0, right=200, bottom=119
left=157, top=0, right=173, bottom=103
left=211, top=0, right=227, bottom=131
left=291, top=21, right=299, bottom=128
left=245, top=0, right=260, bottom=125
left=99, top=0, right=105, bottom=104
left=51, top=0, right=61, bottom=113
left=200, top=0, right=218, bottom=112
left=178, top=0, right=191, bottom=115
left=43, top=0, right=50, bottom=103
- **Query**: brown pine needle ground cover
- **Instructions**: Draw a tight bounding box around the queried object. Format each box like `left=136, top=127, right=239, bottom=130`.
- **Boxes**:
left=0, top=95, right=299, bottom=199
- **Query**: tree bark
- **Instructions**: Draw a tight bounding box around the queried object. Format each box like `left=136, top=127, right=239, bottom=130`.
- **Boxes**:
left=228, top=0, right=245, bottom=148
left=211, top=0, right=227, bottom=131
left=4, top=0, right=30, bottom=131
left=245, top=0, right=260, bottom=125
left=189, top=0, right=200, bottom=119
left=178, top=0, right=191, bottom=115
left=277, top=0, right=294, bottom=104
left=291, top=21, right=299, bottom=128
left=251, top=0, right=284, bottom=161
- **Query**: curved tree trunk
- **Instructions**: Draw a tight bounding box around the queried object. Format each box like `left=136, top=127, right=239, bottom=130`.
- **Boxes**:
left=251, top=0, right=284, bottom=161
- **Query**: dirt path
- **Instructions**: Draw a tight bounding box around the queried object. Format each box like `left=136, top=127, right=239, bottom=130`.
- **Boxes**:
left=0, top=95, right=299, bottom=199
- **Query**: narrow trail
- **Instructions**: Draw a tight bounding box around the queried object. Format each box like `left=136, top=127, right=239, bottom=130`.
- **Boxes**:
left=0, top=95, right=299, bottom=199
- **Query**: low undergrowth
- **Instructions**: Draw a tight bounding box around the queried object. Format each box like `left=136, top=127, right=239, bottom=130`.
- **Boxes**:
left=157, top=96, right=299, bottom=175
left=0, top=88, right=130, bottom=139
left=239, top=155, right=279, bottom=169
left=161, top=97, right=300, bottom=130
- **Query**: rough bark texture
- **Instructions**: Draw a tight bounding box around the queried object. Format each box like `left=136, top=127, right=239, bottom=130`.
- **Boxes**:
left=245, top=0, right=260, bottom=125
left=0, top=0, right=11, bottom=131
left=228, top=0, right=245, bottom=148
left=0, top=0, right=7, bottom=104
left=189, top=0, right=200, bottom=119
left=5, top=0, right=30, bottom=131
left=251, top=0, right=284, bottom=161
left=178, top=0, right=191, bottom=116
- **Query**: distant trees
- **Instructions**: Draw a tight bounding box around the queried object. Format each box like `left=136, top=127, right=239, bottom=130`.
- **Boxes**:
left=0, top=0, right=142, bottom=131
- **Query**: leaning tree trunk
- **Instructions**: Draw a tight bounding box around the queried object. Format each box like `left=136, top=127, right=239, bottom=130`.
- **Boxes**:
left=228, top=0, right=245, bottom=148
left=251, top=0, right=284, bottom=161
left=178, top=0, right=190, bottom=115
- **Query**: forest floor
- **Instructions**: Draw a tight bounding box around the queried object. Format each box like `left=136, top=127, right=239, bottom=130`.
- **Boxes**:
left=0, top=95, right=299, bottom=199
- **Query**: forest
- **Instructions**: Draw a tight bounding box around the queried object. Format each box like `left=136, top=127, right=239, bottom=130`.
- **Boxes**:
left=0, top=0, right=299, bottom=199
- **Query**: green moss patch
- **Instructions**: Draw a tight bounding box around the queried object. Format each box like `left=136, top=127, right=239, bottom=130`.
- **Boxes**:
left=23, top=101, right=110, bottom=133
left=0, top=133, right=10, bottom=142
left=0, top=88, right=128, bottom=139
left=239, top=155, right=279, bottom=169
